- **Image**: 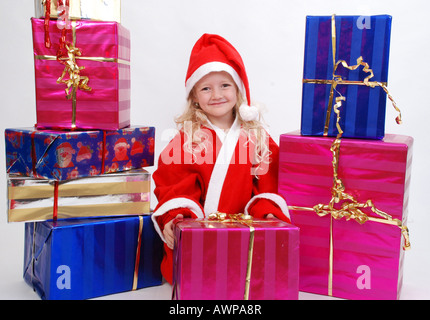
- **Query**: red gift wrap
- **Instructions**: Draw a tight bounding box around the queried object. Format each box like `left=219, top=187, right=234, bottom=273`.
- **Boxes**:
left=172, top=215, right=300, bottom=300
left=278, top=131, right=413, bottom=300
left=31, top=18, right=130, bottom=130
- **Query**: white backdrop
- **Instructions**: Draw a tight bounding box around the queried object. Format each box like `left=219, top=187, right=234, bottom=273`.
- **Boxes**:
left=0, top=0, right=429, bottom=300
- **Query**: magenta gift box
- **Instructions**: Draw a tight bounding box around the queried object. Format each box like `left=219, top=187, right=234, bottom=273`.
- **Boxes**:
left=31, top=18, right=130, bottom=130
left=172, top=217, right=299, bottom=300
left=278, top=131, right=413, bottom=300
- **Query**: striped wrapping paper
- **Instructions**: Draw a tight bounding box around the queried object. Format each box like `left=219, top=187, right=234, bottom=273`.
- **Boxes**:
left=23, top=215, right=163, bottom=300
left=301, top=15, right=392, bottom=139
left=278, top=131, right=413, bottom=299
left=8, top=168, right=151, bottom=222
left=32, top=18, right=130, bottom=130
left=172, top=218, right=299, bottom=300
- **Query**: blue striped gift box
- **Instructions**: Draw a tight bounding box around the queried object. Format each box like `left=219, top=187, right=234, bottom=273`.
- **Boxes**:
left=23, top=215, right=163, bottom=300
left=301, top=15, right=392, bottom=139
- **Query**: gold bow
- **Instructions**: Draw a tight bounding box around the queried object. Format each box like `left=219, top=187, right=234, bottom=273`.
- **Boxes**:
left=56, top=43, right=92, bottom=99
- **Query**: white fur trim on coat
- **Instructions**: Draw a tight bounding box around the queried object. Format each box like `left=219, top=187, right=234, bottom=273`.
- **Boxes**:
left=151, top=197, right=204, bottom=242
left=244, top=193, right=290, bottom=220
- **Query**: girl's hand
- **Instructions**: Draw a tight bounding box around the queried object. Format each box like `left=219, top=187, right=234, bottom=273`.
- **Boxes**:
left=265, top=213, right=276, bottom=219
left=163, top=214, right=184, bottom=249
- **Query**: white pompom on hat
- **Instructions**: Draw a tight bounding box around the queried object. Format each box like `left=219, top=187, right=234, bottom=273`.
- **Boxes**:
left=185, top=34, right=259, bottom=122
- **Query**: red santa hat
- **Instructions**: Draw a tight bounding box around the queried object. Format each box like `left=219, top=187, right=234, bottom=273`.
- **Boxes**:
left=185, top=34, right=259, bottom=122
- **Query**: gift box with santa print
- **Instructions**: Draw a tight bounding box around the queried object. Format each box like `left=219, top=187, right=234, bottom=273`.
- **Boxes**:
left=23, top=215, right=163, bottom=300
left=278, top=130, right=413, bottom=300
left=5, top=126, right=155, bottom=181
left=31, top=17, right=130, bottom=130
left=172, top=216, right=300, bottom=300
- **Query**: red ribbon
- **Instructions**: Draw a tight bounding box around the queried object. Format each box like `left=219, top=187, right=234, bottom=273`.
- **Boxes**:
left=43, top=0, right=51, bottom=48
left=53, top=181, right=59, bottom=221
left=30, top=131, right=38, bottom=177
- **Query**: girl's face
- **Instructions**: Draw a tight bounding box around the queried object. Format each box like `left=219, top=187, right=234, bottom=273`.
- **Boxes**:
left=192, top=71, right=238, bottom=129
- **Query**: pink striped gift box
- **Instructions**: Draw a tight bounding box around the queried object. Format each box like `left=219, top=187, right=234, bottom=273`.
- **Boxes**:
left=278, top=131, right=413, bottom=300
left=31, top=18, right=130, bottom=130
left=172, top=217, right=299, bottom=300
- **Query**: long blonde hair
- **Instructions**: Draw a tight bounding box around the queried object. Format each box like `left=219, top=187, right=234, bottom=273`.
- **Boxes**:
left=175, top=89, right=272, bottom=176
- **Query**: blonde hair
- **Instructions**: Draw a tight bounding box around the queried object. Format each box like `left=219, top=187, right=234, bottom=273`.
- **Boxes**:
left=175, top=89, right=271, bottom=176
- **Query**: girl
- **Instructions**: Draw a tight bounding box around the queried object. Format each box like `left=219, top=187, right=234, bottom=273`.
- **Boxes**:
left=151, top=34, right=290, bottom=284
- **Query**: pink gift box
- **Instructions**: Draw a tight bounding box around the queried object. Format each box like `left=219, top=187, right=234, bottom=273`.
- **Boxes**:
left=31, top=18, right=130, bottom=130
left=172, top=217, right=299, bottom=300
left=278, top=131, right=413, bottom=300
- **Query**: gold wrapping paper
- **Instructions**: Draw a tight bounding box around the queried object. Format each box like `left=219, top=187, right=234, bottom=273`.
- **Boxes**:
left=35, top=0, right=121, bottom=22
left=8, top=169, right=151, bottom=222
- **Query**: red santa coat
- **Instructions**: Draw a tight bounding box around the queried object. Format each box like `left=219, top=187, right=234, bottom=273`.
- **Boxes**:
left=151, top=118, right=290, bottom=284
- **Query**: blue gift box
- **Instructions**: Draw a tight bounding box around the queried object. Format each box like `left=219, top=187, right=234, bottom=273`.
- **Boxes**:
left=23, top=215, right=163, bottom=300
left=301, top=15, right=392, bottom=139
left=5, top=126, right=155, bottom=181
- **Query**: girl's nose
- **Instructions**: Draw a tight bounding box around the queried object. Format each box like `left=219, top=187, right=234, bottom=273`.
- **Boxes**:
left=211, top=87, right=222, bottom=99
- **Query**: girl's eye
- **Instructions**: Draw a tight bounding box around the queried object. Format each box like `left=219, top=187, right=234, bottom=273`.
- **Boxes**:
left=222, top=83, right=232, bottom=88
left=201, top=87, right=210, bottom=91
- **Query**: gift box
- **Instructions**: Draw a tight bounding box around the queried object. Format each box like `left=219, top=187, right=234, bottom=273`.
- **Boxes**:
left=31, top=18, right=130, bottom=130
left=34, top=0, right=121, bottom=22
left=23, top=215, right=163, bottom=300
left=278, top=131, right=413, bottom=299
left=7, top=168, right=151, bottom=222
left=172, top=215, right=299, bottom=300
left=5, top=126, right=155, bottom=181
left=301, top=15, right=394, bottom=139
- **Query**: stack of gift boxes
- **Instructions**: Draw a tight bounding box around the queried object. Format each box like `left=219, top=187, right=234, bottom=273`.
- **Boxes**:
left=4, top=1, right=163, bottom=300
left=278, top=15, right=413, bottom=300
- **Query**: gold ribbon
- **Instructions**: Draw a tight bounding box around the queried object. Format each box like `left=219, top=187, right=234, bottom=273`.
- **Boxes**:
left=132, top=216, right=144, bottom=291
left=303, top=14, right=402, bottom=135
left=34, top=21, right=130, bottom=128
left=290, top=15, right=407, bottom=296
left=207, top=212, right=255, bottom=300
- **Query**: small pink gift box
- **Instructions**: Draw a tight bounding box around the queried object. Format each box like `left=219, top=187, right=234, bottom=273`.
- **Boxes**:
left=172, top=216, right=300, bottom=300
left=31, top=18, right=130, bottom=130
left=278, top=131, right=413, bottom=300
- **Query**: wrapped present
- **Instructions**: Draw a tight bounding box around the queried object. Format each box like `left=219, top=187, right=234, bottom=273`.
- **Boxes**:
left=5, top=126, right=155, bottom=181
left=34, top=0, right=121, bottom=22
left=7, top=168, right=151, bottom=222
left=23, top=215, right=163, bottom=300
left=278, top=131, right=413, bottom=299
left=172, top=214, right=299, bottom=300
left=31, top=18, right=130, bottom=130
left=301, top=15, right=400, bottom=139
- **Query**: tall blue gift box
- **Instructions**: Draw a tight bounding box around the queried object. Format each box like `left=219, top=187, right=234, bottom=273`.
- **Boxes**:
left=23, top=215, right=163, bottom=300
left=301, top=15, right=393, bottom=139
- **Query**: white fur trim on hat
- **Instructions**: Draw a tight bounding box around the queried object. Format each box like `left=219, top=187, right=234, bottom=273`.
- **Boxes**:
left=239, top=103, right=259, bottom=122
left=185, top=61, right=246, bottom=98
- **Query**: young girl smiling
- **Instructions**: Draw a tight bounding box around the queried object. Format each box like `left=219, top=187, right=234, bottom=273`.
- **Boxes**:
left=151, top=34, right=290, bottom=284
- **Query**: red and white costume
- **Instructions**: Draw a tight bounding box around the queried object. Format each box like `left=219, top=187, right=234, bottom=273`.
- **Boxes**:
left=152, top=118, right=290, bottom=283
left=151, top=34, right=290, bottom=284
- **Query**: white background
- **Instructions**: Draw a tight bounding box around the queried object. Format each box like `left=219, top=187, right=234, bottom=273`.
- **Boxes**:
left=0, top=0, right=429, bottom=300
